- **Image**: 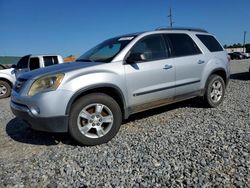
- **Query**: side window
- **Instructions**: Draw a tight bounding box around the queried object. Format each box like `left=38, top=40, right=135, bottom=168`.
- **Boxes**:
left=29, top=57, right=40, bottom=70
left=130, top=34, right=168, bottom=61
left=43, top=56, right=59, bottom=67
left=166, top=34, right=201, bottom=57
left=196, top=34, right=223, bottom=52
left=16, top=55, right=30, bottom=69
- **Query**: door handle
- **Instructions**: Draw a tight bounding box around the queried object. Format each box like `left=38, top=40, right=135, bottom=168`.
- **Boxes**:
left=198, top=60, right=205, bottom=64
left=163, top=64, right=173, bottom=70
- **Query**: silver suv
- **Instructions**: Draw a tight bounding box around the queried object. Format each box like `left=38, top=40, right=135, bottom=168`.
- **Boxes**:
left=11, top=28, right=230, bottom=146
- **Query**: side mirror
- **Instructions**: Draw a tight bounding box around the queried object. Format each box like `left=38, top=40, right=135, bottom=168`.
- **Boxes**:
left=11, top=64, right=17, bottom=69
left=126, top=53, right=146, bottom=64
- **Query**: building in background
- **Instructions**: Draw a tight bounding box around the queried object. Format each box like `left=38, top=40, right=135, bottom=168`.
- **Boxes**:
left=64, top=55, right=77, bottom=63
left=225, top=47, right=244, bottom=53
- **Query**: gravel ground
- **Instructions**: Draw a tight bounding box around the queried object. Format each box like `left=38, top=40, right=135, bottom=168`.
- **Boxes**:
left=0, top=60, right=249, bottom=187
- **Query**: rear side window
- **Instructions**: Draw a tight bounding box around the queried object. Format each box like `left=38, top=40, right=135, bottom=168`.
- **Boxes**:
left=43, top=56, right=59, bottom=67
left=130, top=34, right=168, bottom=61
left=196, top=34, right=223, bottom=52
left=29, top=57, right=40, bottom=70
left=166, top=34, right=201, bottom=57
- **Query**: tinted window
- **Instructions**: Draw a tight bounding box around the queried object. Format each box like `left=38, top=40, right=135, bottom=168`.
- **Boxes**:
left=90, top=43, right=121, bottom=61
left=43, top=56, right=59, bottom=67
left=16, top=55, right=30, bottom=69
left=130, top=34, right=167, bottom=61
left=196, top=34, right=223, bottom=52
left=166, top=34, right=201, bottom=57
left=29, top=57, right=40, bottom=70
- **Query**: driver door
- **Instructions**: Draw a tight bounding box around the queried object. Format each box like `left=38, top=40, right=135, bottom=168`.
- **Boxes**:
left=124, top=34, right=175, bottom=111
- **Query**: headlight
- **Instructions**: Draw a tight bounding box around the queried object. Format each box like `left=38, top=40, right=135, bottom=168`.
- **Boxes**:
left=28, top=74, right=64, bottom=96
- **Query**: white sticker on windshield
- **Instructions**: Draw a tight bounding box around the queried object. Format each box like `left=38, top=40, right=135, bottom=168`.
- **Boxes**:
left=118, top=37, right=134, bottom=41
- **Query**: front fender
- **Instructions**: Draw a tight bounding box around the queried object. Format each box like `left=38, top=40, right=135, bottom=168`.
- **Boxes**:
left=65, top=83, right=128, bottom=116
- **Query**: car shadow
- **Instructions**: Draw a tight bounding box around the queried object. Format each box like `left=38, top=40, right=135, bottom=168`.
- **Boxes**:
left=6, top=118, right=76, bottom=146
left=6, top=97, right=205, bottom=146
left=230, top=72, right=250, bottom=81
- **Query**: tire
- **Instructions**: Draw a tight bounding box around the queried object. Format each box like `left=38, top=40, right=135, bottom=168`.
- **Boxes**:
left=69, top=93, right=122, bottom=146
left=0, top=80, right=11, bottom=99
left=204, top=75, right=225, bottom=108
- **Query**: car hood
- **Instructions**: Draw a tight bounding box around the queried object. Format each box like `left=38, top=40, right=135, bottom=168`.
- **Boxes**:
left=19, top=61, right=103, bottom=80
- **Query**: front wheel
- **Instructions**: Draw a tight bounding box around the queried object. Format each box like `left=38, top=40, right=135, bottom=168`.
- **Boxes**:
left=69, top=93, right=122, bottom=146
left=0, top=80, right=11, bottom=99
left=204, top=75, right=225, bottom=108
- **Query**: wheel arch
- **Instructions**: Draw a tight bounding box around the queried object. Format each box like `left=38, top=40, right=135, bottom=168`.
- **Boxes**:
left=66, top=84, right=129, bottom=119
left=201, top=68, right=228, bottom=96
left=0, top=77, right=13, bottom=88
left=209, top=68, right=228, bottom=86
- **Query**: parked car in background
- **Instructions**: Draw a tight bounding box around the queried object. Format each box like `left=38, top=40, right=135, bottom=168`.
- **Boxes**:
left=228, top=52, right=241, bottom=60
left=233, top=52, right=246, bottom=59
left=242, top=52, right=250, bottom=58
left=0, top=54, right=63, bottom=99
left=228, top=52, right=244, bottom=60
left=11, top=28, right=230, bottom=146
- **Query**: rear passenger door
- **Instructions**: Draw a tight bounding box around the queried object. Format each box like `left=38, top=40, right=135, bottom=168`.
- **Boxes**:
left=165, top=33, right=205, bottom=96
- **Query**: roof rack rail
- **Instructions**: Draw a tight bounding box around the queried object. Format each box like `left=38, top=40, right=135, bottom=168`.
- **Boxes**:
left=155, top=27, right=208, bottom=33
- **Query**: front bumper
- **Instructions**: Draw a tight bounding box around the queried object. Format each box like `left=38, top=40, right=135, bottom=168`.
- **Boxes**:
left=11, top=101, right=68, bottom=133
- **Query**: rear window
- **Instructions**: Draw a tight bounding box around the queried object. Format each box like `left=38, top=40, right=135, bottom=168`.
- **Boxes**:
left=43, top=56, right=59, bottom=67
left=196, top=34, right=223, bottom=52
left=166, top=34, right=201, bottom=57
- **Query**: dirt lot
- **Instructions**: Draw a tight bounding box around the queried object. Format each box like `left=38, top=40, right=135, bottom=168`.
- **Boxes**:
left=0, top=60, right=249, bottom=187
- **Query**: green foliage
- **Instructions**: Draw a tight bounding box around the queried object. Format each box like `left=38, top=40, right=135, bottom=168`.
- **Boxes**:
left=226, top=43, right=243, bottom=48
left=0, top=56, right=21, bottom=65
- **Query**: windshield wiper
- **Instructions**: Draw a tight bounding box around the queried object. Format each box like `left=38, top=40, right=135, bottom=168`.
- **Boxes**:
left=76, top=59, right=95, bottom=62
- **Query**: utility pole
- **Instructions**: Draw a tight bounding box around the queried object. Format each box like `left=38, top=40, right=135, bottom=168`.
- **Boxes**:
left=168, top=8, right=174, bottom=28
left=243, top=31, right=246, bottom=52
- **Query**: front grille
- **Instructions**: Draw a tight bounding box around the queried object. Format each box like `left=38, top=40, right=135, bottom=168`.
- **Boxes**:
left=14, top=78, right=27, bottom=93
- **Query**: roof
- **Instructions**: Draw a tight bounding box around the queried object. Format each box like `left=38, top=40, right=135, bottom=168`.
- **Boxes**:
left=155, top=27, right=208, bottom=33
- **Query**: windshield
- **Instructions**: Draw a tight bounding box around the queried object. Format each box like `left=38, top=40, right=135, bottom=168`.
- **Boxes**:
left=77, top=36, right=136, bottom=63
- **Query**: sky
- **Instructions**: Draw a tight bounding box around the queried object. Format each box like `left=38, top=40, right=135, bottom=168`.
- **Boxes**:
left=0, top=0, right=250, bottom=57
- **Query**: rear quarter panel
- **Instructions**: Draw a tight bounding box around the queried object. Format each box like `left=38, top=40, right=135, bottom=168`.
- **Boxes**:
left=200, top=51, right=230, bottom=89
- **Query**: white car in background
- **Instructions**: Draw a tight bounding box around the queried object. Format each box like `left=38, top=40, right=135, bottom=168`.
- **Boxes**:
left=242, top=52, right=250, bottom=58
left=0, top=54, right=63, bottom=99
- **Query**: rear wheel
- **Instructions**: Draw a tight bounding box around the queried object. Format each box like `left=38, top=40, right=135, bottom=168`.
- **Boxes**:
left=0, top=81, right=11, bottom=99
left=204, top=75, right=225, bottom=108
left=69, top=93, right=122, bottom=146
